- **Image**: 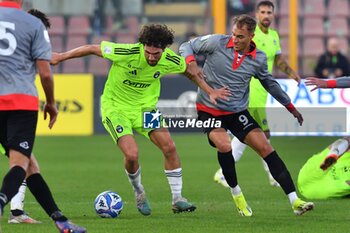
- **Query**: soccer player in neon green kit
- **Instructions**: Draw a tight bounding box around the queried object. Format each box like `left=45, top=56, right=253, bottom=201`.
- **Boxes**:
left=51, top=24, right=229, bottom=215
left=298, top=137, right=350, bottom=199
left=214, top=0, right=301, bottom=188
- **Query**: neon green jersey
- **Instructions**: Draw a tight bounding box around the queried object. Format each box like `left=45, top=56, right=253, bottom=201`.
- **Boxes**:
left=298, top=148, right=350, bottom=199
left=253, top=25, right=281, bottom=73
left=100, top=41, right=186, bottom=110
left=249, top=26, right=281, bottom=109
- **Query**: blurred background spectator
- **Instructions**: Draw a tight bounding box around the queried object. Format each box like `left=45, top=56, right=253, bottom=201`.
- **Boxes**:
left=92, top=0, right=124, bottom=35
left=21, top=0, right=350, bottom=77
left=227, top=0, right=254, bottom=17
left=314, top=37, right=350, bottom=79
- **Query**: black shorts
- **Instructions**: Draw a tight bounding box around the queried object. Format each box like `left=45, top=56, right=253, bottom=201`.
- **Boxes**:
left=197, top=110, right=260, bottom=147
left=0, top=110, right=38, bottom=157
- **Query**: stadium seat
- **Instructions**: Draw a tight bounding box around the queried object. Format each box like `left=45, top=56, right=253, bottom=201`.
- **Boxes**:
left=326, top=17, right=349, bottom=37
left=144, top=3, right=207, bottom=17
left=277, top=16, right=290, bottom=37
left=48, top=16, right=65, bottom=36
left=65, top=35, right=88, bottom=50
left=278, top=17, right=301, bottom=37
left=278, top=0, right=303, bottom=17
left=67, top=15, right=92, bottom=36
left=125, top=16, right=140, bottom=35
left=62, top=59, right=86, bottom=73
left=303, top=0, right=326, bottom=17
left=302, top=37, right=325, bottom=57
left=302, top=57, right=318, bottom=76
left=279, top=36, right=289, bottom=56
left=301, top=37, right=324, bottom=76
left=90, top=35, right=112, bottom=44
left=50, top=36, right=64, bottom=73
left=115, top=32, right=136, bottom=43
left=327, top=0, right=350, bottom=17
left=87, top=56, right=111, bottom=76
left=302, top=17, right=325, bottom=37
left=62, top=35, right=88, bottom=73
left=164, top=22, right=188, bottom=38
left=279, top=36, right=301, bottom=57
left=50, top=36, right=64, bottom=52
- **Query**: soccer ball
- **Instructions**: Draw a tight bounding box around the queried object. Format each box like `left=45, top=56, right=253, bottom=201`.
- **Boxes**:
left=94, top=191, right=123, bottom=218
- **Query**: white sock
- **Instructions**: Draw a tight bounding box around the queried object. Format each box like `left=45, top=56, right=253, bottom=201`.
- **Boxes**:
left=230, top=185, right=242, bottom=196
left=11, top=180, right=27, bottom=211
left=231, top=137, right=247, bottom=162
left=329, top=138, right=349, bottom=158
left=165, top=168, right=182, bottom=203
left=287, top=191, right=298, bottom=205
left=125, top=167, right=144, bottom=195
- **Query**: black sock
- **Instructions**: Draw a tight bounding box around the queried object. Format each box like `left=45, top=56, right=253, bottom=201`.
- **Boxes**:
left=26, top=173, right=67, bottom=221
left=11, top=209, right=24, bottom=216
left=217, top=151, right=238, bottom=188
left=264, top=151, right=296, bottom=194
left=51, top=210, right=68, bottom=222
left=0, top=166, right=26, bottom=210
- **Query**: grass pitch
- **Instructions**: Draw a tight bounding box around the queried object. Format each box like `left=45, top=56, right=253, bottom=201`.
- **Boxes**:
left=0, top=134, right=348, bottom=233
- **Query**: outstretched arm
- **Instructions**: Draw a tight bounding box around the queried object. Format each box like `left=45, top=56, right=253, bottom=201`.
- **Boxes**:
left=275, top=54, right=301, bottom=85
left=305, top=76, right=350, bottom=91
left=51, top=44, right=101, bottom=65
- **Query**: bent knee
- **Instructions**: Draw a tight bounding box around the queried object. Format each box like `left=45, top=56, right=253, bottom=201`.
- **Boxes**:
left=123, top=148, right=139, bottom=163
left=26, top=163, right=40, bottom=176
left=258, top=143, right=274, bottom=157
left=216, top=142, right=232, bottom=153
left=160, top=141, right=177, bottom=156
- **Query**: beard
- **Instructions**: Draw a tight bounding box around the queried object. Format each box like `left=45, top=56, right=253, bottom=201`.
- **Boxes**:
left=262, top=19, right=271, bottom=28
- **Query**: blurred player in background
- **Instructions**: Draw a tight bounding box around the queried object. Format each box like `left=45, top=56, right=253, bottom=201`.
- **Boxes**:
left=51, top=24, right=229, bottom=215
left=298, top=137, right=350, bottom=199
left=214, top=0, right=301, bottom=188
left=0, top=1, right=86, bottom=232
left=180, top=14, right=313, bottom=217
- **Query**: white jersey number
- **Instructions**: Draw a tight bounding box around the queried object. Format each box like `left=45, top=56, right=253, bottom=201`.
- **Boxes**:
left=238, top=114, right=249, bottom=126
left=0, top=21, right=17, bottom=56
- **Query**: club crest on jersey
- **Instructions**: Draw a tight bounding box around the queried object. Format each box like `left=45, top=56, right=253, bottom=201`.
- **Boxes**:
left=116, top=125, right=123, bottom=133
left=103, top=46, right=112, bottom=54
left=129, top=70, right=137, bottom=76
left=262, top=119, right=268, bottom=125
left=153, top=71, right=160, bottom=79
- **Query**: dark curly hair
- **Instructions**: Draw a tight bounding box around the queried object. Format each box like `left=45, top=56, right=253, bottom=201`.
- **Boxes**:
left=28, top=8, right=51, bottom=29
left=138, top=24, right=174, bottom=49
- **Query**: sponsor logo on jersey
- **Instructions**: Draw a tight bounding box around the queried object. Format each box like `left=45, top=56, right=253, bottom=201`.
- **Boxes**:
left=103, top=46, right=112, bottom=54
left=123, top=79, right=150, bottom=88
left=19, top=141, right=29, bottom=150
left=129, top=70, right=137, bottom=76
left=153, top=71, right=160, bottom=79
left=262, top=119, right=267, bottom=125
left=116, top=125, right=123, bottom=133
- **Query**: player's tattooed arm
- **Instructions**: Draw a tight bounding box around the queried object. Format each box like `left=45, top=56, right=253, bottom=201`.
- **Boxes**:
left=275, top=54, right=301, bottom=85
